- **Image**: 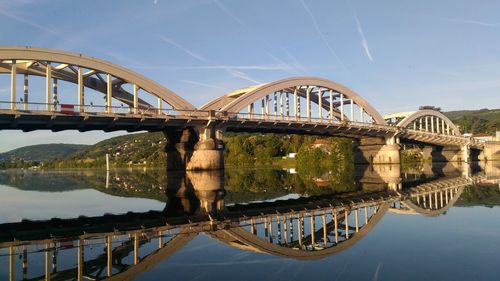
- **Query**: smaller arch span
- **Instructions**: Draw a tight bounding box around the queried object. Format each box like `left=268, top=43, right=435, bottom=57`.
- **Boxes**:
left=385, top=109, right=460, bottom=136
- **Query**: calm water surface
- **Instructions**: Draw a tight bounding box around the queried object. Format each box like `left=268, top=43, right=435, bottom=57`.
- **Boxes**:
left=0, top=162, right=499, bottom=281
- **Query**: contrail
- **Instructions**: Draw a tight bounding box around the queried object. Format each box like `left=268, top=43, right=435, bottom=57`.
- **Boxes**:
left=299, top=0, right=346, bottom=69
left=158, top=35, right=209, bottom=62
left=350, top=3, right=373, bottom=62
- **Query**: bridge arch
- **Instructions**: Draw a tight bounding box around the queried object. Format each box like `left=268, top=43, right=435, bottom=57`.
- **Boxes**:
left=210, top=203, right=389, bottom=260
left=0, top=46, right=195, bottom=112
left=202, top=77, right=386, bottom=125
left=385, top=110, right=460, bottom=136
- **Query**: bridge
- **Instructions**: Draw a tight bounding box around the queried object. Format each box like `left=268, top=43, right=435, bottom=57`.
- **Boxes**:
left=0, top=46, right=498, bottom=170
left=0, top=172, right=485, bottom=281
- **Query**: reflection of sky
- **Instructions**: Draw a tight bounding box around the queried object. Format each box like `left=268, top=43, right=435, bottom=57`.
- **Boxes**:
left=135, top=206, right=500, bottom=281
left=0, top=184, right=165, bottom=223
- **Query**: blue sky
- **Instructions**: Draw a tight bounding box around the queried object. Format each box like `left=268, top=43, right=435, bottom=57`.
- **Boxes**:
left=1, top=0, right=500, bottom=152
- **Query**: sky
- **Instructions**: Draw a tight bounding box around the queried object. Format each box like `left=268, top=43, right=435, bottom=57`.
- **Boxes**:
left=1, top=0, right=500, bottom=152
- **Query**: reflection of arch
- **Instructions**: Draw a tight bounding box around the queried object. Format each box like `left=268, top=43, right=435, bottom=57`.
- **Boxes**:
left=402, top=186, right=464, bottom=217
left=105, top=233, right=197, bottom=281
left=202, top=77, right=386, bottom=125
left=210, top=203, right=389, bottom=260
left=0, top=46, right=195, bottom=110
left=385, top=110, right=460, bottom=136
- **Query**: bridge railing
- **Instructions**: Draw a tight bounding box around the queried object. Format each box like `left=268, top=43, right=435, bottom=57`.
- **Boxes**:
left=0, top=101, right=212, bottom=118
left=222, top=111, right=394, bottom=130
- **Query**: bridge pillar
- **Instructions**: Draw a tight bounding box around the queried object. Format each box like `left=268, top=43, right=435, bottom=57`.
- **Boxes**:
left=422, top=146, right=433, bottom=162
left=430, top=146, right=470, bottom=162
left=354, top=137, right=401, bottom=165
left=479, top=141, right=500, bottom=162
left=163, top=128, right=198, bottom=170
left=186, top=125, right=224, bottom=170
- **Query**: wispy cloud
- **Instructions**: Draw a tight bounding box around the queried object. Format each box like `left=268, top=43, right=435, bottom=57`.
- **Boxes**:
left=158, top=33, right=263, bottom=84
left=439, top=17, right=500, bottom=27
left=372, top=262, right=382, bottom=281
left=158, top=35, right=209, bottom=62
left=226, top=69, right=261, bottom=84
left=0, top=9, right=57, bottom=35
left=213, top=0, right=247, bottom=27
left=298, top=0, right=346, bottom=68
left=351, top=6, right=373, bottom=62
left=181, top=79, right=227, bottom=90
left=283, top=48, right=307, bottom=73
left=187, top=64, right=290, bottom=70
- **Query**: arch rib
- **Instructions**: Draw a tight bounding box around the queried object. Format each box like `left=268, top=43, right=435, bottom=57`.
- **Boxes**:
left=0, top=46, right=195, bottom=110
left=395, top=110, right=460, bottom=136
left=202, top=77, right=386, bottom=125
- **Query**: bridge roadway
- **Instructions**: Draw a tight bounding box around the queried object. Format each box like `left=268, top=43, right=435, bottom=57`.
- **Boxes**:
left=0, top=174, right=488, bottom=280
left=0, top=105, right=476, bottom=147
left=0, top=46, right=496, bottom=170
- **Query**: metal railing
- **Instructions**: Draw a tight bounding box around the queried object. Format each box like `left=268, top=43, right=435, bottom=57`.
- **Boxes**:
left=0, top=101, right=213, bottom=119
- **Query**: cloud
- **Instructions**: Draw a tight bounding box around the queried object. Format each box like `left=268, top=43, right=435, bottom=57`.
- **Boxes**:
left=441, top=17, right=500, bottom=27
left=372, top=262, right=382, bottom=281
left=213, top=0, right=247, bottom=27
left=298, top=0, right=346, bottom=68
left=158, top=35, right=209, bottom=62
left=181, top=79, right=227, bottom=91
left=0, top=9, right=57, bottom=35
left=351, top=7, right=374, bottom=62
left=226, top=69, right=261, bottom=84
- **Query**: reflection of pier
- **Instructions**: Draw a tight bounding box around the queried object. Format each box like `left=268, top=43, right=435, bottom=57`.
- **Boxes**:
left=0, top=173, right=483, bottom=281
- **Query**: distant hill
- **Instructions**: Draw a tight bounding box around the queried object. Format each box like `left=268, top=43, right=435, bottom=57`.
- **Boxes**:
left=444, top=108, right=500, bottom=134
left=48, top=132, right=166, bottom=168
left=0, top=144, right=88, bottom=163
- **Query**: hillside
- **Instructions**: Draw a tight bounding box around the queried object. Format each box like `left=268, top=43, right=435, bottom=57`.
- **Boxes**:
left=0, top=143, right=88, bottom=163
left=444, top=108, right=500, bottom=134
left=48, top=132, right=167, bottom=168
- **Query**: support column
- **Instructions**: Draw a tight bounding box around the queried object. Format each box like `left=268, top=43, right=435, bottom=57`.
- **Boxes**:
left=133, top=84, right=138, bottom=114
left=53, top=78, right=58, bottom=111
left=46, top=63, right=52, bottom=111
left=157, top=97, right=162, bottom=114
left=106, top=74, right=112, bottom=113
left=10, top=62, right=17, bottom=110
left=9, top=246, right=14, bottom=281
left=306, top=86, right=311, bottom=120
left=317, top=88, right=322, bottom=121
left=329, top=90, right=333, bottom=121
left=340, top=93, right=344, bottom=122
left=23, top=74, right=28, bottom=110
left=293, top=87, right=298, bottom=119
left=107, top=235, right=112, bottom=277
left=77, top=68, right=84, bottom=113
left=350, top=99, right=354, bottom=121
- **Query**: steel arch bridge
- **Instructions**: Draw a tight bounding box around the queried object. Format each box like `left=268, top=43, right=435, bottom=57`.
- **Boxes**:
left=0, top=46, right=489, bottom=169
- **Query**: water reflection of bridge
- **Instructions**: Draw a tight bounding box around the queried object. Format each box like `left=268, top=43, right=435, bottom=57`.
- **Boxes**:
left=2, top=169, right=496, bottom=281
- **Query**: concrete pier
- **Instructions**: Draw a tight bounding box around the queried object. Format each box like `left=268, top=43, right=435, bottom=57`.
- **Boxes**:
left=164, top=126, right=224, bottom=171
left=354, top=137, right=401, bottom=165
